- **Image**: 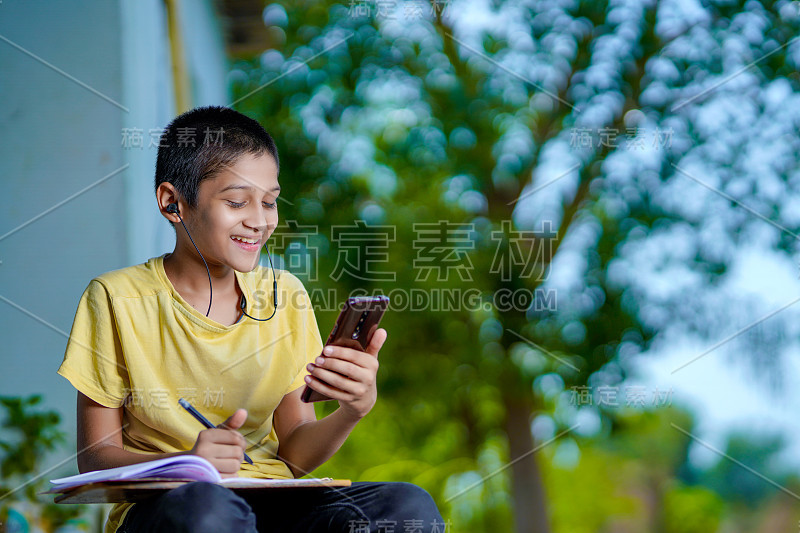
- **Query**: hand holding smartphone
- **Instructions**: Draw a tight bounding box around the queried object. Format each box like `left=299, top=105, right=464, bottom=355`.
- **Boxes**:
left=300, top=295, right=389, bottom=403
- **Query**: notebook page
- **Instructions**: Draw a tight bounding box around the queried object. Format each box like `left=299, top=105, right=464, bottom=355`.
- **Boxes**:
left=49, top=455, right=220, bottom=490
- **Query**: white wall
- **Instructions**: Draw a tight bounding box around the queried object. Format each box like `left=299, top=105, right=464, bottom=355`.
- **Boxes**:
left=0, top=1, right=126, bottom=413
left=121, top=0, right=230, bottom=266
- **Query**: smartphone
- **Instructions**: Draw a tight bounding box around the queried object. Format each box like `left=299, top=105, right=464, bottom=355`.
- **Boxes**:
left=300, top=295, right=390, bottom=403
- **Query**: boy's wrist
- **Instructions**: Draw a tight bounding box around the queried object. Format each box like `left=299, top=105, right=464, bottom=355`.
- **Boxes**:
left=335, top=405, right=366, bottom=425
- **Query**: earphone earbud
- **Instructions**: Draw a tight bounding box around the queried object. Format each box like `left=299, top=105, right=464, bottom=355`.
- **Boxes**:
left=167, top=203, right=179, bottom=214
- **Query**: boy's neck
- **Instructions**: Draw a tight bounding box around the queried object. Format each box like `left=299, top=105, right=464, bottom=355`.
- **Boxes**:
left=163, top=251, right=241, bottom=300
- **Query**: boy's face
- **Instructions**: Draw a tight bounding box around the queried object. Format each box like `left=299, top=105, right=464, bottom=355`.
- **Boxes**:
left=184, top=152, right=280, bottom=273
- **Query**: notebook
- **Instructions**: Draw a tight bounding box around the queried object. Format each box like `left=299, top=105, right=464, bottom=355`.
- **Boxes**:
left=46, top=455, right=348, bottom=492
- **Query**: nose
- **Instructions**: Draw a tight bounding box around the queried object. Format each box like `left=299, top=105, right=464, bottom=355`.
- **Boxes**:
left=242, top=204, right=274, bottom=235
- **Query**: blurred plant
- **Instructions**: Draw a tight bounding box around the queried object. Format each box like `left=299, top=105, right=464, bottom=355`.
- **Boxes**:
left=0, top=395, right=88, bottom=532
left=662, top=483, right=724, bottom=533
left=699, top=431, right=790, bottom=508
left=545, top=405, right=725, bottom=533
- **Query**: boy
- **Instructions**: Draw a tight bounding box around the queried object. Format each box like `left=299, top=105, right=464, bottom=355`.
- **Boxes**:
left=57, top=106, right=443, bottom=532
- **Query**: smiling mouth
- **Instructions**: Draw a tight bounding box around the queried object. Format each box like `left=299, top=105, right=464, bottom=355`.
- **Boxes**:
left=231, top=235, right=260, bottom=245
left=231, top=236, right=262, bottom=252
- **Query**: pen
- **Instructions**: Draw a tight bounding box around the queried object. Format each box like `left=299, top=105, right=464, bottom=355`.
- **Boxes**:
left=178, top=398, right=253, bottom=465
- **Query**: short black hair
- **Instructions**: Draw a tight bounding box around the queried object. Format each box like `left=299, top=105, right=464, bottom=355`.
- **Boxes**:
left=155, top=105, right=280, bottom=212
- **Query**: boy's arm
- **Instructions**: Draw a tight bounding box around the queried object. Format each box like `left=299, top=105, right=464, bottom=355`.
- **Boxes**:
left=274, top=328, right=387, bottom=477
left=78, top=392, right=248, bottom=477
left=273, top=387, right=361, bottom=477
left=76, top=392, right=186, bottom=472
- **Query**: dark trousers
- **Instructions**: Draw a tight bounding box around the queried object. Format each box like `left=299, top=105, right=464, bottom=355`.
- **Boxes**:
left=118, top=480, right=446, bottom=532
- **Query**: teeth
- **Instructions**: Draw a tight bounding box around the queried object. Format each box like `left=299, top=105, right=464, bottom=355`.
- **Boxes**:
left=232, top=236, right=258, bottom=244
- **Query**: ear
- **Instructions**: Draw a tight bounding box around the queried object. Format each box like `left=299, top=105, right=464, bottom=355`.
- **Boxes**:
left=156, top=183, right=182, bottom=223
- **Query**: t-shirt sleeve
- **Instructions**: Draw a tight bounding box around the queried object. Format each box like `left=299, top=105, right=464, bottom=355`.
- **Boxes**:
left=285, top=277, right=324, bottom=395
left=57, top=279, right=130, bottom=408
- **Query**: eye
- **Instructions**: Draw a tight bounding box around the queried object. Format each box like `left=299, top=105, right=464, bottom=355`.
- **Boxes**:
left=226, top=201, right=245, bottom=208
left=264, top=201, right=277, bottom=209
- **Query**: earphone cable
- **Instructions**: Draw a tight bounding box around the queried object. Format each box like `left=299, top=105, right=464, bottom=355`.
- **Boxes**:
left=175, top=215, right=214, bottom=317
left=240, top=248, right=278, bottom=322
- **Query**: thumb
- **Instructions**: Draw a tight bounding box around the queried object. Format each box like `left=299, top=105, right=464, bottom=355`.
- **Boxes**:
left=218, top=408, right=247, bottom=430
left=366, top=328, right=387, bottom=358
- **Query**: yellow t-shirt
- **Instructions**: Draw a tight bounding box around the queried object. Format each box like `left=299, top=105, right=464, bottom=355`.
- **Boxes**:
left=56, top=254, right=323, bottom=533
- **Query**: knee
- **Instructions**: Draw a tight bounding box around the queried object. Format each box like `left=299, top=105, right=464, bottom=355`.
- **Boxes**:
left=157, top=481, right=256, bottom=532
left=377, top=482, right=443, bottom=525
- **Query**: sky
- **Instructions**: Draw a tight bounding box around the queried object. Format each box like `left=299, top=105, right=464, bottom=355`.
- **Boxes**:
left=631, top=244, right=800, bottom=475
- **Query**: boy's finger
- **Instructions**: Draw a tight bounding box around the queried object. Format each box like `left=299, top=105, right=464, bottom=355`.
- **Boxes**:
left=304, top=375, right=347, bottom=400
left=365, top=328, right=387, bottom=358
left=218, top=408, right=247, bottom=430
left=210, top=428, right=245, bottom=446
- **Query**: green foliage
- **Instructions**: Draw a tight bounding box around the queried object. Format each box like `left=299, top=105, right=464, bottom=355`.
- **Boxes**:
left=700, top=431, right=789, bottom=507
left=0, top=395, right=87, bottom=531
left=546, top=406, right=726, bottom=533
left=662, top=483, right=724, bottom=533
left=229, top=0, right=800, bottom=530
left=0, top=395, right=64, bottom=479
left=602, top=407, right=694, bottom=476
left=546, top=443, right=641, bottom=533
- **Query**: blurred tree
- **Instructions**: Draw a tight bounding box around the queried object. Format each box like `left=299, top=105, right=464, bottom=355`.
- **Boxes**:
left=661, top=480, right=725, bottom=533
left=544, top=405, right=726, bottom=533
left=0, top=395, right=64, bottom=479
left=700, top=431, right=789, bottom=508
left=230, top=0, right=800, bottom=531
left=0, top=395, right=86, bottom=531
left=601, top=407, right=696, bottom=532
